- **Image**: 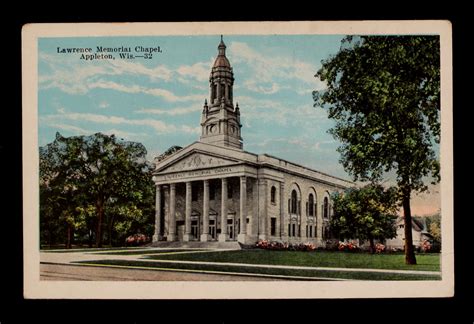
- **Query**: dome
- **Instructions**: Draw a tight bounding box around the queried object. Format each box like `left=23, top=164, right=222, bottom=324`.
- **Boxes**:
left=213, top=55, right=231, bottom=68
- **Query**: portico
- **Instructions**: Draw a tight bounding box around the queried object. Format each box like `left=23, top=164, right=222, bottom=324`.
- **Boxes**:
left=153, top=157, right=259, bottom=244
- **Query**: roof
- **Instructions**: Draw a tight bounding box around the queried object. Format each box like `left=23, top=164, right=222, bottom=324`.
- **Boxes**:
left=153, top=141, right=353, bottom=189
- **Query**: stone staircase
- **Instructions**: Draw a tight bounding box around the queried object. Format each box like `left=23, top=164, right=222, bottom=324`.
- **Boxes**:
left=147, top=241, right=243, bottom=250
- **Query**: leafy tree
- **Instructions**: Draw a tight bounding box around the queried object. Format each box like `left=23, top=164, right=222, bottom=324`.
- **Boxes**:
left=331, top=184, right=398, bottom=253
left=155, top=145, right=183, bottom=162
left=314, top=36, right=440, bottom=264
left=425, top=212, right=441, bottom=243
left=40, top=132, right=153, bottom=247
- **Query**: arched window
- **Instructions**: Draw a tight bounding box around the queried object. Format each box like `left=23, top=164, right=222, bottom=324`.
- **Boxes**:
left=323, top=197, right=329, bottom=219
left=291, top=190, right=298, bottom=214
left=271, top=186, right=276, bottom=204
left=308, top=194, right=314, bottom=216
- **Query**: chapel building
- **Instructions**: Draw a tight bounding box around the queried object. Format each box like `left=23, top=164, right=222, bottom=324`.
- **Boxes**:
left=152, top=37, right=352, bottom=246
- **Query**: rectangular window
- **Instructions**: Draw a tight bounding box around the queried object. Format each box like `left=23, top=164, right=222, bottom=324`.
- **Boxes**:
left=271, top=218, right=276, bottom=236
left=292, top=224, right=296, bottom=237
left=227, top=183, right=233, bottom=199
left=310, top=226, right=313, bottom=238
left=192, top=184, right=198, bottom=201
left=288, top=224, right=291, bottom=237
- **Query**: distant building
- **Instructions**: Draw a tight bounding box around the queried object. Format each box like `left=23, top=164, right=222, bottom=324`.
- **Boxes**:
left=385, top=217, right=433, bottom=250
left=152, top=37, right=352, bottom=246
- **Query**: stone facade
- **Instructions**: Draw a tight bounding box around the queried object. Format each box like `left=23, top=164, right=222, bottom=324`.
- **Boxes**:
left=152, top=37, right=352, bottom=247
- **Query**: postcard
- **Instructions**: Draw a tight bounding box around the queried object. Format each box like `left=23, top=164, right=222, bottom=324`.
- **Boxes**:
left=22, top=21, right=453, bottom=299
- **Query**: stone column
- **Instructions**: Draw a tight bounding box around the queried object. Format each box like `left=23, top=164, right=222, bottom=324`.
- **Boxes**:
left=200, top=180, right=210, bottom=242
left=225, top=83, right=229, bottom=102
left=218, top=177, right=228, bottom=242
left=302, top=199, right=308, bottom=240
left=280, top=182, right=286, bottom=240
left=258, top=179, right=268, bottom=240
left=167, top=183, right=176, bottom=241
left=237, top=176, right=247, bottom=244
left=216, top=82, right=221, bottom=103
left=153, top=185, right=162, bottom=242
left=183, top=182, right=192, bottom=241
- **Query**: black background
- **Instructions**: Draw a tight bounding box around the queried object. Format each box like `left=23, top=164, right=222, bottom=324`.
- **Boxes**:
left=2, top=3, right=471, bottom=323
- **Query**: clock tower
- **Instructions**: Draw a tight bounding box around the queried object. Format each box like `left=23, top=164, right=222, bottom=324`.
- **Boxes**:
left=200, top=36, right=243, bottom=149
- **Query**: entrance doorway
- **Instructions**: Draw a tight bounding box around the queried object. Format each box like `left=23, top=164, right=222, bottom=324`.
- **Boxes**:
left=227, top=219, right=234, bottom=240
left=191, top=220, right=199, bottom=240
left=209, top=219, right=216, bottom=240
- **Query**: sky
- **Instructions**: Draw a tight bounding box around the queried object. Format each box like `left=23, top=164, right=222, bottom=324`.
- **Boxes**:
left=38, top=35, right=440, bottom=216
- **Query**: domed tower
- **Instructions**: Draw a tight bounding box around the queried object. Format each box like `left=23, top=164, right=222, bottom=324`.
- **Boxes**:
left=200, top=36, right=243, bottom=149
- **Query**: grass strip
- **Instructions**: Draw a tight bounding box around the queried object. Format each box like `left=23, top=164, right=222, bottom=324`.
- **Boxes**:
left=74, top=259, right=441, bottom=281
left=146, top=250, right=440, bottom=272
left=97, top=249, right=208, bottom=255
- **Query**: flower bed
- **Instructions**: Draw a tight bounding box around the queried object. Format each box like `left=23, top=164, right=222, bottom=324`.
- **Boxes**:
left=255, top=240, right=316, bottom=251
left=375, top=243, right=385, bottom=253
left=338, top=241, right=360, bottom=252
left=125, top=233, right=149, bottom=246
left=419, top=239, right=432, bottom=253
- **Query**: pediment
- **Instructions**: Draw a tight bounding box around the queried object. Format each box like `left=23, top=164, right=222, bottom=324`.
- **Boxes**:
left=158, top=151, right=239, bottom=173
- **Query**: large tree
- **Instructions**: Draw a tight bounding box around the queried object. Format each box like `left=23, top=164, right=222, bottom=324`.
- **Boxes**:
left=331, top=184, right=398, bottom=253
left=40, top=132, right=153, bottom=247
left=314, top=36, right=440, bottom=264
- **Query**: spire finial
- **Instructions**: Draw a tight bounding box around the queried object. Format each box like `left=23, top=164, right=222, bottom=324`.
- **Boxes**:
left=221, top=34, right=223, bottom=42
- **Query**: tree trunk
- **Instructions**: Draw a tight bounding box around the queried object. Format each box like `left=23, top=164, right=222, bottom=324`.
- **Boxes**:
left=369, top=237, right=375, bottom=254
left=108, top=218, right=114, bottom=247
left=96, top=198, right=104, bottom=248
left=402, top=189, right=417, bottom=265
left=66, top=225, right=71, bottom=249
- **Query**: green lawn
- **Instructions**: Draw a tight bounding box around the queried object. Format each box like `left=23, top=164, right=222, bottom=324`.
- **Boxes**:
left=75, top=259, right=441, bottom=281
left=146, top=250, right=440, bottom=272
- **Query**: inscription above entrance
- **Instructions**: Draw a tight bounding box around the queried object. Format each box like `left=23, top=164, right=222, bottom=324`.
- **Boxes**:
left=165, top=167, right=235, bottom=180
left=162, top=153, right=235, bottom=173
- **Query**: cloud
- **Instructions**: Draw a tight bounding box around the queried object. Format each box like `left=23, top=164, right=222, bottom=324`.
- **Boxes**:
left=46, top=122, right=149, bottom=141
left=177, top=61, right=211, bottom=83
left=39, top=51, right=210, bottom=101
left=85, top=80, right=205, bottom=102
left=98, top=101, right=110, bottom=109
left=243, top=80, right=281, bottom=94
left=107, top=59, right=173, bottom=81
left=48, top=123, right=90, bottom=134
left=41, top=110, right=200, bottom=135
left=228, top=42, right=326, bottom=94
left=136, top=105, right=202, bottom=116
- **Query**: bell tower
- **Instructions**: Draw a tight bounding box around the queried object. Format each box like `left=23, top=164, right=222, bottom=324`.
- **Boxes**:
left=200, top=36, right=243, bottom=149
